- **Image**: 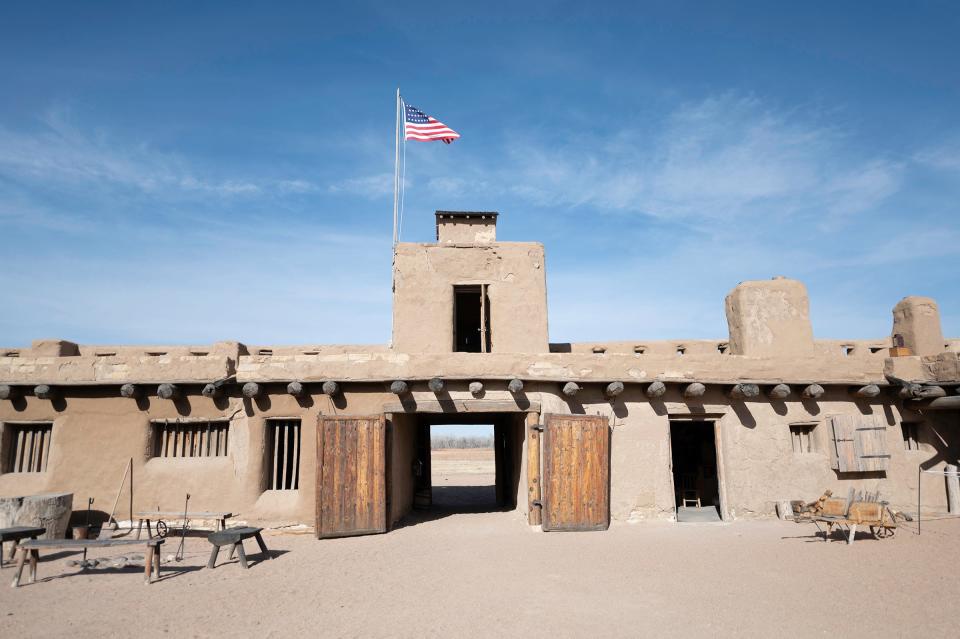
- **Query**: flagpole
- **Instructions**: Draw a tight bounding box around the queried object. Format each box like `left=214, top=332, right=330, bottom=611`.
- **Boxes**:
left=393, top=87, right=400, bottom=246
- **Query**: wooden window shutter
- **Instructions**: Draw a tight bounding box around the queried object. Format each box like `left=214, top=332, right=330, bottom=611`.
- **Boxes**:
left=829, top=415, right=889, bottom=473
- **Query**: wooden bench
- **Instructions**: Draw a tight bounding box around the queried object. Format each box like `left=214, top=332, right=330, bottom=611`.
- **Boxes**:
left=134, top=511, right=234, bottom=539
left=206, top=527, right=270, bottom=569
left=0, top=526, right=45, bottom=568
left=10, top=537, right=165, bottom=587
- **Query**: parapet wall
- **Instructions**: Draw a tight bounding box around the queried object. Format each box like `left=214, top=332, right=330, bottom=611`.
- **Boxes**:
left=1, top=278, right=955, bottom=387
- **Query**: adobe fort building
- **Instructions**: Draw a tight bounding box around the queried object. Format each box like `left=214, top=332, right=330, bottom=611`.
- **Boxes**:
left=1, top=211, right=959, bottom=535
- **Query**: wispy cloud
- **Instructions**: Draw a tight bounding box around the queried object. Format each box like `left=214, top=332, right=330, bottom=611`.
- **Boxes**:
left=327, top=172, right=394, bottom=198
left=0, top=108, right=318, bottom=208
left=413, top=94, right=905, bottom=229
left=914, top=141, right=960, bottom=172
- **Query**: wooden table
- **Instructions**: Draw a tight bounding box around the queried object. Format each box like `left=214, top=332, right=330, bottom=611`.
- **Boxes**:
left=0, top=526, right=46, bottom=568
left=134, top=511, right=234, bottom=539
left=10, top=538, right=165, bottom=587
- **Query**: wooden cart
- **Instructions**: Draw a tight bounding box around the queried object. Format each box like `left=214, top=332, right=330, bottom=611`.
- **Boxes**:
left=794, top=490, right=902, bottom=544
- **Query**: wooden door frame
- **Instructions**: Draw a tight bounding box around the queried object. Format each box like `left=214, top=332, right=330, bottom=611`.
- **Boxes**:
left=526, top=412, right=542, bottom=526
left=666, top=416, right=728, bottom=521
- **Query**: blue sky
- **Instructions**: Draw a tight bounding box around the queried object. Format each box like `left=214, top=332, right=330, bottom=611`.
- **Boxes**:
left=1, top=1, right=958, bottom=347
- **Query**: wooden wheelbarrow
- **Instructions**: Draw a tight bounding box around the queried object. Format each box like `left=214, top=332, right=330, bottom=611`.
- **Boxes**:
left=793, top=490, right=905, bottom=544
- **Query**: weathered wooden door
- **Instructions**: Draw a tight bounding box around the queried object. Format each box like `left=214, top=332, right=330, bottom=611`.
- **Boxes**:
left=541, top=414, right=610, bottom=531
left=317, top=415, right=387, bottom=538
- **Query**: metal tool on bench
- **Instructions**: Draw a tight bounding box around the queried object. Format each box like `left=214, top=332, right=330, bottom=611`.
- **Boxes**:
left=175, top=493, right=190, bottom=562
left=98, top=458, right=132, bottom=539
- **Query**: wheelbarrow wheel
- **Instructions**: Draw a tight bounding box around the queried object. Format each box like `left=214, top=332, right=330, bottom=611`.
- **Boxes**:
left=156, top=520, right=168, bottom=538
left=871, top=526, right=894, bottom=539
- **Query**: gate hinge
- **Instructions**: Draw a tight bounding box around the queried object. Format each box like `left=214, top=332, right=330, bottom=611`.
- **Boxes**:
left=531, top=500, right=543, bottom=508
left=532, top=424, right=544, bottom=432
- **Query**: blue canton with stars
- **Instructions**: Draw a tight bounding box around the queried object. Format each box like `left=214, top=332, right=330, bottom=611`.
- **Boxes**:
left=404, top=104, right=430, bottom=123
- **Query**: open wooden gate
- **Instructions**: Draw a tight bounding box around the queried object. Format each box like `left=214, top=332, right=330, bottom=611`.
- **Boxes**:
left=541, top=414, right=610, bottom=531
left=317, top=415, right=387, bottom=539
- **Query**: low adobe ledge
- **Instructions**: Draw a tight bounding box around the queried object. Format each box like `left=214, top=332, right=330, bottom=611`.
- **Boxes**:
left=235, top=350, right=888, bottom=385
left=0, top=353, right=235, bottom=385
left=885, top=351, right=960, bottom=384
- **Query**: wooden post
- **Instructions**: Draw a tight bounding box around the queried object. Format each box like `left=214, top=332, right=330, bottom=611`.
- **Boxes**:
left=469, top=381, right=484, bottom=396
left=946, top=464, right=959, bottom=514
left=854, top=384, right=881, bottom=398
left=286, top=381, right=305, bottom=397
left=646, top=381, right=667, bottom=398
left=12, top=546, right=27, bottom=587
left=144, top=544, right=154, bottom=584
left=428, top=377, right=445, bottom=392
left=34, top=384, right=55, bottom=400
left=242, top=382, right=261, bottom=398
left=527, top=414, right=541, bottom=526
left=604, top=381, right=625, bottom=398
left=321, top=381, right=340, bottom=395
left=508, top=378, right=524, bottom=394
left=120, top=383, right=140, bottom=399
left=768, top=384, right=792, bottom=400
left=0, top=384, right=16, bottom=400
left=480, top=283, right=488, bottom=353
left=683, top=382, right=706, bottom=398
left=562, top=382, right=580, bottom=397
left=201, top=382, right=222, bottom=398
left=157, top=384, right=180, bottom=400
left=802, top=383, right=825, bottom=399
left=729, top=383, right=760, bottom=399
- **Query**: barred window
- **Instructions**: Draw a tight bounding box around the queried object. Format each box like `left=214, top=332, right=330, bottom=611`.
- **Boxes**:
left=268, top=419, right=301, bottom=490
left=790, top=423, right=817, bottom=454
left=901, top=422, right=920, bottom=452
left=2, top=423, right=53, bottom=473
left=152, top=421, right=229, bottom=458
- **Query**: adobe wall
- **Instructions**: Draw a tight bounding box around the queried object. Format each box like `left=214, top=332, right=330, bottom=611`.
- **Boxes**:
left=0, top=385, right=402, bottom=528
left=388, top=412, right=418, bottom=526
left=391, top=242, right=549, bottom=354
left=541, top=386, right=956, bottom=521
left=1, top=381, right=957, bottom=527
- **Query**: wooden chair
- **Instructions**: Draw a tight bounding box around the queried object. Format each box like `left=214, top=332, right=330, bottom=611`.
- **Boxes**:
left=679, top=474, right=701, bottom=509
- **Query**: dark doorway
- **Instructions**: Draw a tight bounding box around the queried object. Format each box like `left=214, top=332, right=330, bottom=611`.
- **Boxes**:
left=454, top=285, right=491, bottom=352
left=669, top=420, right=721, bottom=522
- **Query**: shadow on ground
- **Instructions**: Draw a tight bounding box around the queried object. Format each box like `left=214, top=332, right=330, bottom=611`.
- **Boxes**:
left=392, top=485, right=510, bottom=529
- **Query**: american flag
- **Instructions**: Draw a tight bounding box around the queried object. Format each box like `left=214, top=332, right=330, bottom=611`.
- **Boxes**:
left=404, top=102, right=460, bottom=144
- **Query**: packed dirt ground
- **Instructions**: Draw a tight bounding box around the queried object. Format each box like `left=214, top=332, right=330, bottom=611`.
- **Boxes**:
left=2, top=451, right=958, bottom=638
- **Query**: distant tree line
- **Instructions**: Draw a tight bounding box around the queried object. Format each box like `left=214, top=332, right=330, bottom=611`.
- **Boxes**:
left=431, top=434, right=494, bottom=449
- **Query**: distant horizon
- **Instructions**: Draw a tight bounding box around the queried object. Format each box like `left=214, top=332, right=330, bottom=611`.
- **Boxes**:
left=431, top=424, right=494, bottom=442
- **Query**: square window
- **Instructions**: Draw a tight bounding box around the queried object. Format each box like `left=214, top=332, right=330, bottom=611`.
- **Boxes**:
left=2, top=422, right=53, bottom=473
left=790, top=424, right=816, bottom=454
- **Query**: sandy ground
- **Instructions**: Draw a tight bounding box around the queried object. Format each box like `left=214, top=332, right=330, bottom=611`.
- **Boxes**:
left=431, top=447, right=496, bottom=478
left=2, top=450, right=959, bottom=638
